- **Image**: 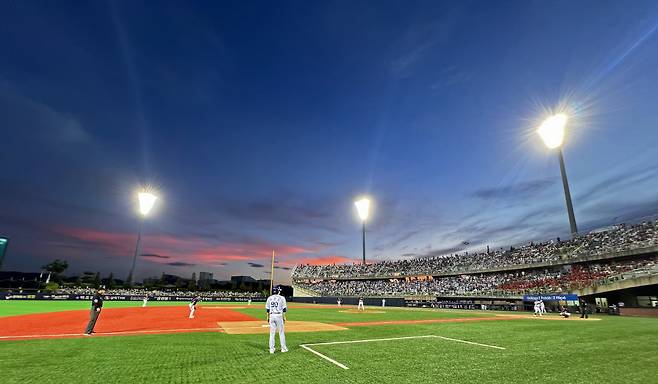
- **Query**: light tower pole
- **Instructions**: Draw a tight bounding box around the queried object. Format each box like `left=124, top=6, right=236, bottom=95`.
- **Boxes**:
left=127, top=191, right=158, bottom=286
left=354, top=198, right=371, bottom=264
left=537, top=113, right=578, bottom=236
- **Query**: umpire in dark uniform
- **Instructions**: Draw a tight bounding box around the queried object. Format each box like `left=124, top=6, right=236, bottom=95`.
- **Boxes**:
left=84, top=287, right=105, bottom=335
left=579, top=300, right=589, bottom=319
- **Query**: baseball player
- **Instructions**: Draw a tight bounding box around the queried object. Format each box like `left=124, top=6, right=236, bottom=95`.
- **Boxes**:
left=533, top=299, right=542, bottom=316
left=142, top=294, right=149, bottom=307
left=358, top=297, right=365, bottom=311
left=382, top=298, right=386, bottom=307
left=539, top=299, right=546, bottom=315
left=84, top=287, right=105, bottom=335
left=580, top=300, right=589, bottom=319
left=248, top=297, right=252, bottom=306
left=337, top=298, right=342, bottom=307
left=559, top=306, right=571, bottom=318
left=266, top=286, right=288, bottom=354
left=189, top=296, right=201, bottom=319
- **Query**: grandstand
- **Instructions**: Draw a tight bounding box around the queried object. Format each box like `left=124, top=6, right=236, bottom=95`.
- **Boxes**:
left=292, top=220, right=658, bottom=311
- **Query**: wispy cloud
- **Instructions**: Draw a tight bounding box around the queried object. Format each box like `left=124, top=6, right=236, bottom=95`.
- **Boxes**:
left=49, top=225, right=321, bottom=270
left=219, top=193, right=343, bottom=233
left=388, top=9, right=463, bottom=78
left=141, top=253, right=170, bottom=259
left=430, top=66, right=474, bottom=89
left=297, top=255, right=355, bottom=265
left=166, top=261, right=195, bottom=267
left=0, top=85, right=88, bottom=143
left=473, top=178, right=556, bottom=201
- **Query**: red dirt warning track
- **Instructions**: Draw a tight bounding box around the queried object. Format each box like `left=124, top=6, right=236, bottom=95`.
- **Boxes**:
left=0, top=306, right=257, bottom=341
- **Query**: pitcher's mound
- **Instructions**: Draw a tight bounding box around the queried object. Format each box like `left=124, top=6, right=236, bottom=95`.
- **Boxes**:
left=218, top=321, right=348, bottom=334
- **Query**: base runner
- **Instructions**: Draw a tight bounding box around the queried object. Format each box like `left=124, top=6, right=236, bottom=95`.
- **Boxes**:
left=266, top=286, right=288, bottom=354
left=358, top=297, right=365, bottom=311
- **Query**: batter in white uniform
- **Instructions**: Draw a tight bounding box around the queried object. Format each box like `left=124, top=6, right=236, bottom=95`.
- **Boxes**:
left=266, top=286, right=288, bottom=354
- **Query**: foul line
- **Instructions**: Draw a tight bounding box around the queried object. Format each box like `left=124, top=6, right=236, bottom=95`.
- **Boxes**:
left=434, top=335, right=506, bottom=350
left=300, top=345, right=350, bottom=370
left=304, top=335, right=437, bottom=347
left=0, top=327, right=221, bottom=340
left=300, top=335, right=505, bottom=370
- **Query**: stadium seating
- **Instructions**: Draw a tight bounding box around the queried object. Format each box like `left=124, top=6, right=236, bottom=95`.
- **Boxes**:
left=292, top=220, right=658, bottom=297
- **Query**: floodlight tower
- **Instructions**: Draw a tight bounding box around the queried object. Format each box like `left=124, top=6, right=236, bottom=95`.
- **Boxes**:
left=127, top=191, right=158, bottom=286
left=354, top=198, right=371, bottom=264
left=537, top=113, right=578, bottom=237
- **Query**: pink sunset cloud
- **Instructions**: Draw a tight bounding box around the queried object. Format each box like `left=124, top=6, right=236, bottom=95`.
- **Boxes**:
left=49, top=225, right=324, bottom=268
left=295, top=255, right=356, bottom=266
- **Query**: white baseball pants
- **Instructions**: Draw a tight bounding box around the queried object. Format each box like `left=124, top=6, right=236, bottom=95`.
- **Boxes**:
left=269, top=314, right=287, bottom=352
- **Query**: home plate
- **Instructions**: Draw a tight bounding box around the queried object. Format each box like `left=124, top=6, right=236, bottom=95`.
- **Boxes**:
left=217, top=321, right=348, bottom=334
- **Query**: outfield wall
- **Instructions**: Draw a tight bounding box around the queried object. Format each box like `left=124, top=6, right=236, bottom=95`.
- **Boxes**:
left=619, top=307, right=658, bottom=317
left=290, top=296, right=522, bottom=310
left=0, top=292, right=266, bottom=302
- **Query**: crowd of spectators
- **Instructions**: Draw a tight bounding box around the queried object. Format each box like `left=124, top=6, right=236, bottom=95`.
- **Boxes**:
left=54, top=287, right=264, bottom=298
left=293, top=220, right=658, bottom=280
left=295, top=256, right=657, bottom=297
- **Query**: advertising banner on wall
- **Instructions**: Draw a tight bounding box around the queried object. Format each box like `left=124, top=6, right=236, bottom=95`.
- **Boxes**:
left=523, top=294, right=579, bottom=301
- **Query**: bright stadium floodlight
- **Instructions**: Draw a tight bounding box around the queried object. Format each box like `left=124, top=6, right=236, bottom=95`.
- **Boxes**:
left=128, top=189, right=159, bottom=286
left=537, top=113, right=568, bottom=149
left=354, top=198, right=370, bottom=221
left=536, top=113, right=578, bottom=237
left=354, top=197, right=371, bottom=264
left=138, top=192, right=158, bottom=216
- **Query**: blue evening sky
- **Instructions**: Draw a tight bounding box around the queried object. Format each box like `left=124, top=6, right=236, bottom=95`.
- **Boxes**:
left=2, top=0, right=658, bottom=283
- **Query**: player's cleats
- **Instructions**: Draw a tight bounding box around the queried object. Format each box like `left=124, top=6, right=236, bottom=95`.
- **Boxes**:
left=281, top=348, right=288, bottom=353
left=270, top=350, right=275, bottom=354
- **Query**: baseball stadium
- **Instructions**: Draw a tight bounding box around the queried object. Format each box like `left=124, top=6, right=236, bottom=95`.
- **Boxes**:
left=2, top=220, right=658, bottom=383
left=3, top=1, right=658, bottom=383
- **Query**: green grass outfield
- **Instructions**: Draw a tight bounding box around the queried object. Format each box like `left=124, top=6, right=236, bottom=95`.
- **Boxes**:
left=1, top=301, right=657, bottom=384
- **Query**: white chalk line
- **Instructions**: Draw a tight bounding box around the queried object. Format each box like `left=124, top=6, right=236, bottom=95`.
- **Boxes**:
left=300, top=344, right=350, bottom=370
left=435, top=335, right=506, bottom=350
left=0, top=327, right=220, bottom=340
left=304, top=334, right=437, bottom=346
left=300, top=335, right=505, bottom=370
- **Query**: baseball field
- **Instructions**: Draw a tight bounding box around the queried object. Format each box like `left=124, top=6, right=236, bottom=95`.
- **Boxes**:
left=1, top=301, right=656, bottom=383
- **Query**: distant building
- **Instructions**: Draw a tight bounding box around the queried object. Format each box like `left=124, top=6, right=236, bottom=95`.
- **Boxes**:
left=231, top=275, right=256, bottom=284
left=0, top=271, right=41, bottom=282
left=0, top=271, right=42, bottom=290
left=199, top=272, right=213, bottom=282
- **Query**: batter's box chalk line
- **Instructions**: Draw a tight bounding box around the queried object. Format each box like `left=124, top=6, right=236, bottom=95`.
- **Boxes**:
left=300, top=335, right=505, bottom=370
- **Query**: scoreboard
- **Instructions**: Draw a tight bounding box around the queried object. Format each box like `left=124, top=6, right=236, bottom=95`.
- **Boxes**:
left=0, top=237, right=8, bottom=270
